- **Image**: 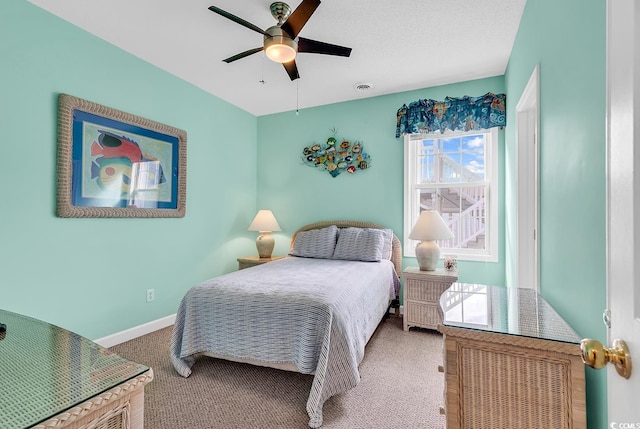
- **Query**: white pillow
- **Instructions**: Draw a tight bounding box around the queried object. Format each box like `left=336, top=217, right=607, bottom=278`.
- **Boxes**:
left=289, top=225, right=338, bottom=259
left=380, top=228, right=394, bottom=260
left=332, top=227, right=386, bottom=262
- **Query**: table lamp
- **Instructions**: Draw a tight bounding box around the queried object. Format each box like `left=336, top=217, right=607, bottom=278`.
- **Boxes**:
left=248, top=209, right=281, bottom=258
left=408, top=210, right=454, bottom=271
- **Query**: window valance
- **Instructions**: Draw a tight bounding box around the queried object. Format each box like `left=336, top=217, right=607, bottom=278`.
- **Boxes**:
left=395, top=92, right=506, bottom=138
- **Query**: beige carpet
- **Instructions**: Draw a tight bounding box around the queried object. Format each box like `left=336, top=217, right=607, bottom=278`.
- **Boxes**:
left=110, top=315, right=446, bottom=429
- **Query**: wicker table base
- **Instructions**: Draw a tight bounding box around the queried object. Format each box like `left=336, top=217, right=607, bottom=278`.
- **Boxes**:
left=33, top=369, right=154, bottom=429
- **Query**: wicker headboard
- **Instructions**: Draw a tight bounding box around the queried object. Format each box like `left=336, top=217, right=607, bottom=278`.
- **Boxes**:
left=290, top=220, right=402, bottom=274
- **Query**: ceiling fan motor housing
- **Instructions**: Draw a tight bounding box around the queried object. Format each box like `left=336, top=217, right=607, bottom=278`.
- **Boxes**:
left=270, top=2, right=292, bottom=24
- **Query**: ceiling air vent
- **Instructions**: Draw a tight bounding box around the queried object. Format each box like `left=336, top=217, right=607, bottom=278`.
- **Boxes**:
left=354, top=83, right=373, bottom=92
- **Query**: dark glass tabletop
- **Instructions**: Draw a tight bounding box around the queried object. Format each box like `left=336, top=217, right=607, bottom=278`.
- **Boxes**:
left=440, top=283, right=581, bottom=344
left=0, top=309, right=148, bottom=429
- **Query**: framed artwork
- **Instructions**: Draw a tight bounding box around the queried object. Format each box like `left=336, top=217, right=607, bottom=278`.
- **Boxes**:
left=56, top=93, right=187, bottom=218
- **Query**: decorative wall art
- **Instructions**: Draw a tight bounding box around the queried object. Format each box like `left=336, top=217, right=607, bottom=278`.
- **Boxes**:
left=301, top=130, right=371, bottom=178
left=56, top=93, right=187, bottom=218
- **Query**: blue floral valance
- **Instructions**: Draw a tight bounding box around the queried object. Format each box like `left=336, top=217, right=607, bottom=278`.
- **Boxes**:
left=395, top=92, right=506, bottom=138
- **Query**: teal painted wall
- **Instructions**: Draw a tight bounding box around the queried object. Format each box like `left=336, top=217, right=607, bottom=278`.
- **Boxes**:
left=256, top=76, right=506, bottom=287
left=2, top=0, right=609, bottom=425
left=0, top=1, right=258, bottom=339
left=504, top=0, right=607, bottom=427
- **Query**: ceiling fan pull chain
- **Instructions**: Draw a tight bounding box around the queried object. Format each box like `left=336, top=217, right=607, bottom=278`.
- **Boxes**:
left=296, top=80, right=300, bottom=115
left=260, top=55, right=266, bottom=85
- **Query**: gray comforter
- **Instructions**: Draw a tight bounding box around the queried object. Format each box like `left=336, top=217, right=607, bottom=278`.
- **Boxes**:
left=170, top=256, right=400, bottom=428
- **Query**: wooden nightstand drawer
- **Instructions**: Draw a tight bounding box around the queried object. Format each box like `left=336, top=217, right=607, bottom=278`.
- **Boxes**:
left=237, top=255, right=284, bottom=270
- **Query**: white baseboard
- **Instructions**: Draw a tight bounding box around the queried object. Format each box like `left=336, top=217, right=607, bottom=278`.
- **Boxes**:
left=94, top=313, right=176, bottom=348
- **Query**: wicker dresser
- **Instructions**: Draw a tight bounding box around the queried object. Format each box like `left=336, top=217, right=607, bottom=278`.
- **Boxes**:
left=402, top=267, right=458, bottom=331
left=0, top=309, right=153, bottom=429
left=437, top=284, right=586, bottom=429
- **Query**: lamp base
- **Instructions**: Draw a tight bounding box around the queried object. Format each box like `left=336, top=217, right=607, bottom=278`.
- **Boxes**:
left=256, top=231, right=275, bottom=258
left=415, top=240, right=440, bottom=271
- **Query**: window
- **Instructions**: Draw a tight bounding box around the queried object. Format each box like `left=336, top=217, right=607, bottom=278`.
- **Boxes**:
left=404, top=128, right=498, bottom=262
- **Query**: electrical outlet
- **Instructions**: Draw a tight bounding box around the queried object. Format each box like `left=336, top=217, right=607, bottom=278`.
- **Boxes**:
left=146, top=288, right=155, bottom=303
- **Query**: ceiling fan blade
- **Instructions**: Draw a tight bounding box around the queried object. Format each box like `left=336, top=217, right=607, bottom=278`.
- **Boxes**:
left=223, top=47, right=264, bottom=63
left=280, top=0, right=321, bottom=38
left=283, top=60, right=300, bottom=81
left=298, top=37, right=352, bottom=57
left=208, top=6, right=269, bottom=36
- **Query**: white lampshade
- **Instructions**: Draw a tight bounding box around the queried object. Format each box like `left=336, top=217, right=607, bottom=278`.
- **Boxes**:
left=409, top=210, right=454, bottom=271
left=248, top=210, right=281, bottom=259
left=248, top=210, right=281, bottom=232
left=409, top=210, right=454, bottom=241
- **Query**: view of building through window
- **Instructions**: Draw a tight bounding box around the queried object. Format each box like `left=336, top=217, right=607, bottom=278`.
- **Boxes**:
left=405, top=128, right=497, bottom=261
left=418, top=133, right=487, bottom=250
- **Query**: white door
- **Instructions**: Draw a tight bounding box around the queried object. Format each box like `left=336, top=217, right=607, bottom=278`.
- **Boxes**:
left=606, top=0, right=640, bottom=422
left=515, top=64, right=540, bottom=291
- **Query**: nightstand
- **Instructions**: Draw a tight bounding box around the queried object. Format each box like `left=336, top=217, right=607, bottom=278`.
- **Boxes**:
left=237, top=255, right=285, bottom=270
left=402, top=267, right=458, bottom=331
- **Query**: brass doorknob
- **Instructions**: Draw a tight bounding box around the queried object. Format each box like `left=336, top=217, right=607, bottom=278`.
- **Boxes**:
left=580, top=338, right=632, bottom=379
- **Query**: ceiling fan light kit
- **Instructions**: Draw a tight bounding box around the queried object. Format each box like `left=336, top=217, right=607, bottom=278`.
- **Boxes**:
left=208, top=0, right=352, bottom=80
left=264, top=27, right=298, bottom=63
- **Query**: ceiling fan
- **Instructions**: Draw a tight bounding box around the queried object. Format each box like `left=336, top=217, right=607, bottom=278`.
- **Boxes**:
left=208, top=0, right=352, bottom=81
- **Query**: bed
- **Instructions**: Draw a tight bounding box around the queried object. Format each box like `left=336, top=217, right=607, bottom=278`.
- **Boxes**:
left=170, top=220, right=401, bottom=428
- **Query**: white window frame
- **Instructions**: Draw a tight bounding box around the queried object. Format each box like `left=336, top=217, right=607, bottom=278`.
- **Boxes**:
left=403, top=128, right=498, bottom=262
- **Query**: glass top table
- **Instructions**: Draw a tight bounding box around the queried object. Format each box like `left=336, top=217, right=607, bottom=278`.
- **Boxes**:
left=0, top=309, right=149, bottom=429
left=439, top=283, right=581, bottom=344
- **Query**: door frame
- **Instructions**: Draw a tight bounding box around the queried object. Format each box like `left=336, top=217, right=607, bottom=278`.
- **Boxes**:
left=515, top=64, right=540, bottom=291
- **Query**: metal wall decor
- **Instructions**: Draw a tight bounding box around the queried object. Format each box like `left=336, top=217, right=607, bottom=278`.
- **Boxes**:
left=301, top=130, right=371, bottom=177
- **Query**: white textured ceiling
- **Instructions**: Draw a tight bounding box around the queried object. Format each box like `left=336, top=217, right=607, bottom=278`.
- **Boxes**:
left=27, top=0, right=526, bottom=116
